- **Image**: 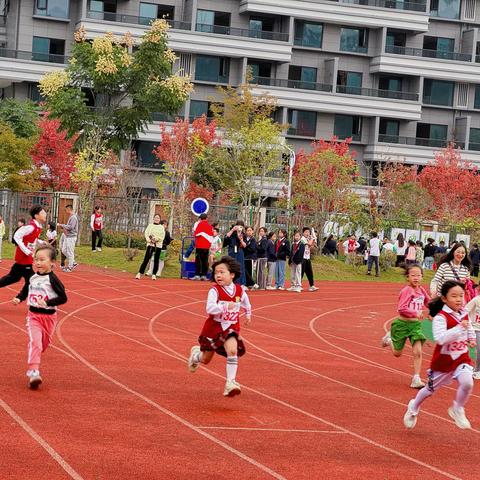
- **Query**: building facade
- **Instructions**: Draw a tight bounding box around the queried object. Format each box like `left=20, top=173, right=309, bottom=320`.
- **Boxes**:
left=1, top=0, right=480, bottom=193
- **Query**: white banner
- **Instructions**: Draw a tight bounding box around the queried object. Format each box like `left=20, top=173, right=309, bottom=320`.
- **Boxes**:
left=456, top=234, right=471, bottom=248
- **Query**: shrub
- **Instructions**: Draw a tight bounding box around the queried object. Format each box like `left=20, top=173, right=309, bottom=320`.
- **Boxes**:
left=123, top=248, right=139, bottom=261
left=102, top=230, right=146, bottom=249
left=380, top=251, right=397, bottom=271
left=345, top=252, right=364, bottom=270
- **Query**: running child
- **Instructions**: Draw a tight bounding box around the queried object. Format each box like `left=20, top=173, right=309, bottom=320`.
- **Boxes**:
left=13, top=245, right=67, bottom=389
left=382, top=264, right=430, bottom=389
left=188, top=256, right=251, bottom=397
left=403, top=280, right=476, bottom=430
left=465, top=283, right=480, bottom=380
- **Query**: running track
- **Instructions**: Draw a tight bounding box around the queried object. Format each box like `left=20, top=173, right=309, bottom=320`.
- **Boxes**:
left=1, top=262, right=478, bottom=480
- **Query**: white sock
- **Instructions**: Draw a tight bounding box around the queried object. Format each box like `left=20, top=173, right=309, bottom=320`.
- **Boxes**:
left=193, top=350, right=203, bottom=364
left=226, top=355, right=238, bottom=381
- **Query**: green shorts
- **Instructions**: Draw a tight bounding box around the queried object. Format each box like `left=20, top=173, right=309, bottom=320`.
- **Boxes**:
left=390, top=318, right=426, bottom=352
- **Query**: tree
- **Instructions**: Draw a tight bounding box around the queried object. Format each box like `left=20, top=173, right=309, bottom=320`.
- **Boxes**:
left=209, top=80, right=287, bottom=222
left=31, top=116, right=77, bottom=191
left=0, top=98, right=40, bottom=138
left=0, top=122, right=38, bottom=190
left=153, top=115, right=219, bottom=233
left=290, top=137, right=361, bottom=247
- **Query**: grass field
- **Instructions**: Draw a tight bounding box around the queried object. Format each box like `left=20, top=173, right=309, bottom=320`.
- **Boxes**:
left=0, top=241, right=435, bottom=283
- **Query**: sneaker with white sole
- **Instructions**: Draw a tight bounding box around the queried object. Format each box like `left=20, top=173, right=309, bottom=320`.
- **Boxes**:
left=448, top=405, right=471, bottom=429
left=266, top=286, right=276, bottom=290
left=381, top=331, right=392, bottom=348
left=410, top=375, right=425, bottom=389
left=277, top=286, right=285, bottom=290
left=152, top=275, right=157, bottom=281
left=252, top=284, right=259, bottom=290
left=135, top=273, right=141, bottom=280
left=403, top=399, right=418, bottom=429
left=97, top=248, right=102, bottom=252
left=26, top=370, right=42, bottom=390
left=223, top=380, right=241, bottom=397
left=473, top=371, right=480, bottom=380
left=287, top=286, right=296, bottom=291
left=309, top=286, right=318, bottom=292
left=191, top=276, right=201, bottom=281
left=188, top=346, right=201, bottom=373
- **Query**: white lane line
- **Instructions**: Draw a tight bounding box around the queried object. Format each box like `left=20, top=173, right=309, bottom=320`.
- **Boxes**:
left=198, top=427, right=347, bottom=434
left=0, top=398, right=85, bottom=480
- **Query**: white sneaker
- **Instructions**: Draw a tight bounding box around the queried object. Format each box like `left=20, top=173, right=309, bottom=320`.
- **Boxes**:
left=473, top=371, right=480, bottom=380
left=191, top=276, right=201, bottom=281
left=403, top=400, right=418, bottom=429
left=188, top=346, right=201, bottom=373
left=152, top=275, right=157, bottom=281
left=182, top=256, right=189, bottom=262
left=135, top=273, right=141, bottom=280
left=309, top=286, right=318, bottom=292
left=92, top=249, right=97, bottom=253
left=381, top=331, right=392, bottom=348
left=277, top=286, right=285, bottom=290
left=223, top=380, right=241, bottom=397
left=266, top=286, right=275, bottom=290
left=410, top=375, right=425, bottom=389
left=448, top=405, right=471, bottom=429
left=287, top=286, right=296, bottom=291
left=252, top=284, right=259, bottom=290
left=26, top=370, right=42, bottom=390
left=145, top=271, right=151, bottom=276
left=97, top=248, right=102, bottom=252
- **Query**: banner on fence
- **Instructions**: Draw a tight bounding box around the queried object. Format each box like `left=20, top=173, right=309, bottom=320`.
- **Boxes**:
left=456, top=234, right=471, bottom=247
left=405, top=229, right=420, bottom=242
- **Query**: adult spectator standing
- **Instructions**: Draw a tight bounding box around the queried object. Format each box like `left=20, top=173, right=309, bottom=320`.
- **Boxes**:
left=436, top=240, right=447, bottom=255
left=90, top=205, right=104, bottom=252
left=322, top=234, right=337, bottom=257
left=193, top=213, right=213, bottom=281
left=357, top=236, right=367, bottom=256
left=394, top=233, right=407, bottom=267
left=470, top=243, right=480, bottom=277
left=243, top=226, right=257, bottom=289
left=382, top=238, right=396, bottom=253
left=224, top=220, right=246, bottom=285
left=367, top=232, right=381, bottom=277
left=58, top=205, right=78, bottom=273
left=301, top=227, right=318, bottom=291
left=423, top=238, right=436, bottom=270
left=136, top=214, right=165, bottom=280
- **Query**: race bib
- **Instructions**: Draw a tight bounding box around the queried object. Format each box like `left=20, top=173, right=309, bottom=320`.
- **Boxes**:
left=441, top=340, right=468, bottom=360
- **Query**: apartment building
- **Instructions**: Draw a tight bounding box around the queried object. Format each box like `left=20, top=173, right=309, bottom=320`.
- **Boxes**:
left=1, top=0, right=480, bottom=194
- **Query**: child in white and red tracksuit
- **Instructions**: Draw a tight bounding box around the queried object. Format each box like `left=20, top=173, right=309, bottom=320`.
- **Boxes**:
left=90, top=205, right=104, bottom=252
left=188, top=256, right=251, bottom=397
left=13, top=245, right=67, bottom=389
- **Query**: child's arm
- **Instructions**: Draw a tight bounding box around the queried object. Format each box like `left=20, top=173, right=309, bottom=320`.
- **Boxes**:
left=432, top=313, right=466, bottom=345
left=397, top=288, right=417, bottom=318
left=206, top=288, right=226, bottom=316
left=45, top=273, right=68, bottom=307
left=421, top=286, right=431, bottom=309
left=240, top=290, right=252, bottom=325
left=465, top=297, right=479, bottom=323
left=13, top=282, right=29, bottom=304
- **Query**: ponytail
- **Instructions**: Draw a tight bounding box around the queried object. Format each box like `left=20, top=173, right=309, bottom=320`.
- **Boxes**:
left=428, top=280, right=465, bottom=317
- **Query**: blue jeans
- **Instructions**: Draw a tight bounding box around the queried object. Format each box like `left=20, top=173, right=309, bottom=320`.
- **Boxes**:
left=424, top=256, right=434, bottom=270
left=185, top=239, right=195, bottom=257
left=367, top=255, right=379, bottom=275
left=275, top=260, right=286, bottom=288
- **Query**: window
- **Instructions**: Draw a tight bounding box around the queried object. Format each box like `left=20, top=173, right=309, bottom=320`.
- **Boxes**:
left=195, top=55, right=229, bottom=83
left=379, top=118, right=400, bottom=142
left=423, top=79, right=454, bottom=106
left=379, top=76, right=403, bottom=91
left=337, top=71, right=362, bottom=95
left=89, top=0, right=116, bottom=19
left=139, top=3, right=174, bottom=24
left=416, top=123, right=447, bottom=146
left=190, top=100, right=216, bottom=122
left=196, top=9, right=230, bottom=33
left=35, top=0, right=69, bottom=18
left=28, top=83, right=45, bottom=103
left=289, top=66, right=317, bottom=89
left=423, top=36, right=454, bottom=59
left=294, top=21, right=323, bottom=48
left=430, top=0, right=460, bottom=19
left=475, top=85, right=480, bottom=109
left=334, top=114, right=362, bottom=141
left=386, top=30, right=406, bottom=53
left=340, top=27, right=368, bottom=54
left=133, top=141, right=162, bottom=169
left=287, top=110, right=316, bottom=137
left=469, top=128, right=480, bottom=150
left=248, top=61, right=272, bottom=84
left=32, top=36, right=65, bottom=63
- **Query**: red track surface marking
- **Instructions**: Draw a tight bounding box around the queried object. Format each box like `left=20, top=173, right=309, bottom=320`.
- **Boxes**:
left=3, top=263, right=480, bottom=479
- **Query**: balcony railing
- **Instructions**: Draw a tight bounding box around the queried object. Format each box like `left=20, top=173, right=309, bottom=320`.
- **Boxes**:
left=385, top=45, right=472, bottom=62
left=336, top=133, right=362, bottom=141
left=336, top=85, right=418, bottom=101
left=422, top=95, right=453, bottom=107
left=340, top=44, right=368, bottom=54
left=251, top=76, right=333, bottom=92
left=293, top=38, right=322, bottom=49
left=195, top=24, right=289, bottom=42
left=287, top=127, right=317, bottom=137
left=335, top=0, right=427, bottom=11
left=0, top=48, right=69, bottom=64
left=378, top=134, right=464, bottom=148
left=86, top=11, right=191, bottom=30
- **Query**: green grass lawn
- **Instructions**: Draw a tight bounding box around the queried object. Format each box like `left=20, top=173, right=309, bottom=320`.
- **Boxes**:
left=1, top=241, right=435, bottom=283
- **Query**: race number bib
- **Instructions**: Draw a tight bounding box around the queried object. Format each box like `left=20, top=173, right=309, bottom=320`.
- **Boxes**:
left=441, top=340, right=468, bottom=360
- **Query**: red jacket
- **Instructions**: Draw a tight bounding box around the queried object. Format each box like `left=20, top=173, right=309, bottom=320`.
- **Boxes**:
left=14, top=220, right=42, bottom=265
left=194, top=219, right=213, bottom=249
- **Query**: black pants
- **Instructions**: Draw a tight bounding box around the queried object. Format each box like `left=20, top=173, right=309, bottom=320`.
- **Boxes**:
left=0, top=263, right=34, bottom=295
left=92, top=230, right=103, bottom=250
left=139, top=246, right=161, bottom=275
left=195, top=248, right=210, bottom=277
left=473, top=264, right=479, bottom=277
left=301, top=259, right=314, bottom=287
left=244, top=259, right=255, bottom=287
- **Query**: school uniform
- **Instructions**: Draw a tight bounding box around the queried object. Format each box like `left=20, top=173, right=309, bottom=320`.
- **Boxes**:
left=275, top=237, right=290, bottom=289
left=266, top=239, right=277, bottom=287
left=243, top=236, right=257, bottom=288
left=256, top=236, right=268, bottom=289
left=289, top=241, right=305, bottom=289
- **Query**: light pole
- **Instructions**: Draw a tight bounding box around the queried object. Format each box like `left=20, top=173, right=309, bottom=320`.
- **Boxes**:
left=284, top=145, right=296, bottom=232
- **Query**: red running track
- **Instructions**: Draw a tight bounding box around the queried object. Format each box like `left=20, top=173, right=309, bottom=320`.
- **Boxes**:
left=1, top=262, right=478, bottom=480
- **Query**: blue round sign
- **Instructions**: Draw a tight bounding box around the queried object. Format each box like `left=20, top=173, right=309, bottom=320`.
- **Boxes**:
left=191, top=197, right=209, bottom=216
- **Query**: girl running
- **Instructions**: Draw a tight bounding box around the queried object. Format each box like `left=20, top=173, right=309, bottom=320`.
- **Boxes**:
left=13, top=245, right=67, bottom=389
left=188, top=256, right=252, bottom=397
left=382, top=264, right=430, bottom=389
left=403, top=281, right=475, bottom=430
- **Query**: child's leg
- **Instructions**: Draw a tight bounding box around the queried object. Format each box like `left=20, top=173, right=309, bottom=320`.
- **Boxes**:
left=295, top=264, right=302, bottom=288
left=224, top=336, right=238, bottom=381
left=26, top=315, right=43, bottom=371
left=454, top=367, right=474, bottom=408
left=476, top=331, right=480, bottom=371
left=411, top=340, right=423, bottom=376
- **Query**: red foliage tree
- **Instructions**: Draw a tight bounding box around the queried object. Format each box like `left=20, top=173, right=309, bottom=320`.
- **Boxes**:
left=31, top=116, right=77, bottom=191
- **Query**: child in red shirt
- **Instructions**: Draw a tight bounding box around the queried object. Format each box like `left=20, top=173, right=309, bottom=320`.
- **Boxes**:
left=188, top=256, right=251, bottom=396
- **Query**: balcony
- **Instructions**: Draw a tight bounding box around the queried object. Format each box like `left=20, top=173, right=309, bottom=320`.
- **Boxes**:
left=251, top=77, right=421, bottom=120
left=239, top=0, right=429, bottom=31
left=364, top=136, right=480, bottom=165
left=0, top=48, right=68, bottom=83
left=79, top=12, right=292, bottom=62
left=371, top=46, right=480, bottom=82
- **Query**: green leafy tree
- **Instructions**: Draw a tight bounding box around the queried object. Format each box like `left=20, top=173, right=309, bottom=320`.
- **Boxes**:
left=0, top=98, right=40, bottom=138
